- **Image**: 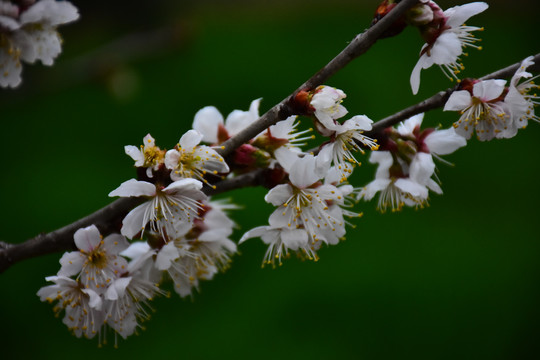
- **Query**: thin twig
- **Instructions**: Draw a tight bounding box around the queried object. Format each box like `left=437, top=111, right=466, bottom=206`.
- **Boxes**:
left=216, top=0, right=420, bottom=158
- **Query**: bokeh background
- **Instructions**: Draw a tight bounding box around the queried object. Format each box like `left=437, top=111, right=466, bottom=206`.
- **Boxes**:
left=1, top=0, right=539, bottom=358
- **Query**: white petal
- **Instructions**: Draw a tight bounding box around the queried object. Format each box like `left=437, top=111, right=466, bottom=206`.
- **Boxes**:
left=125, top=145, right=144, bottom=165
left=0, top=15, right=20, bottom=31
left=424, top=128, right=467, bottom=155
left=289, top=154, right=320, bottom=189
left=268, top=116, right=296, bottom=139
left=472, top=79, right=506, bottom=102
left=121, top=203, right=151, bottom=239
left=239, top=226, right=269, bottom=244
left=248, top=98, right=262, bottom=119
left=164, top=149, right=180, bottom=170
left=315, top=144, right=333, bottom=176
left=369, top=151, right=393, bottom=179
left=155, top=242, right=180, bottom=270
left=103, top=233, right=129, bottom=255
left=120, top=241, right=151, bottom=260
left=108, top=179, right=156, bottom=197
left=281, top=228, right=309, bottom=250
left=73, top=225, right=102, bottom=252
left=58, top=251, right=85, bottom=276
left=163, top=178, right=203, bottom=194
left=82, top=289, right=102, bottom=310
left=105, top=277, right=131, bottom=300
left=427, top=179, right=443, bottom=194
left=274, top=146, right=299, bottom=173
left=430, top=32, right=462, bottom=65
left=20, top=0, right=79, bottom=26
left=19, top=28, right=62, bottom=66
left=410, top=52, right=432, bottom=95
left=444, top=2, right=489, bottom=29
left=192, top=106, right=224, bottom=144
left=395, top=178, right=428, bottom=199
left=398, top=113, right=424, bottom=136
left=179, top=129, right=203, bottom=149
left=359, top=178, right=391, bottom=201
left=265, top=184, right=293, bottom=206
left=444, top=90, right=472, bottom=111
left=409, top=153, right=435, bottom=184
left=0, top=47, right=23, bottom=88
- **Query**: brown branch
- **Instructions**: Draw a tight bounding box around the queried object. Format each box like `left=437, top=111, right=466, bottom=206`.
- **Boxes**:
left=0, top=197, right=143, bottom=273
left=2, top=48, right=537, bottom=275
left=0, top=0, right=421, bottom=273
left=216, top=0, right=421, bottom=158
left=8, top=2, right=536, bottom=274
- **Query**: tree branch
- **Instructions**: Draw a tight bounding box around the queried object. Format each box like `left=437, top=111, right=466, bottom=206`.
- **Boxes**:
left=216, top=0, right=420, bottom=158
left=2, top=2, right=536, bottom=274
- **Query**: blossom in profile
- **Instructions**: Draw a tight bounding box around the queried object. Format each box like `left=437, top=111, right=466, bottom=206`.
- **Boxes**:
left=103, top=271, right=164, bottom=340
left=0, top=0, right=79, bottom=88
left=124, top=134, right=165, bottom=178
left=37, top=276, right=104, bottom=339
left=359, top=150, right=431, bottom=212
left=108, top=178, right=207, bottom=239
left=309, top=85, right=348, bottom=132
left=410, top=2, right=488, bottom=94
left=504, top=56, right=539, bottom=130
left=154, top=200, right=237, bottom=297
left=240, top=226, right=313, bottom=267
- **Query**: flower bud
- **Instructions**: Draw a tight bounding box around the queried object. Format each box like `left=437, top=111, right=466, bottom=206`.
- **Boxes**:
left=371, top=0, right=407, bottom=38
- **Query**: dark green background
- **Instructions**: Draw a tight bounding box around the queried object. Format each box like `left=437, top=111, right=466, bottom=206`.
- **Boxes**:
left=1, top=0, right=539, bottom=358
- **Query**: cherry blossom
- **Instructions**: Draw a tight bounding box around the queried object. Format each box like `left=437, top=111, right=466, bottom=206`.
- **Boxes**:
left=410, top=2, right=488, bottom=94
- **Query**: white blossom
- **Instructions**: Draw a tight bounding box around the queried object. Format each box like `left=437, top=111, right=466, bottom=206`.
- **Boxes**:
left=108, top=178, right=207, bottom=239
left=103, top=269, right=164, bottom=340
left=58, top=225, right=129, bottom=293
left=410, top=2, right=488, bottom=94
left=504, top=56, right=539, bottom=130
left=153, top=199, right=237, bottom=297
left=0, top=0, right=79, bottom=88
left=267, top=151, right=345, bottom=245
left=444, top=79, right=512, bottom=141
left=359, top=151, right=430, bottom=212
left=239, top=226, right=314, bottom=267
left=37, top=276, right=104, bottom=339
left=164, top=129, right=229, bottom=185
left=124, top=134, right=164, bottom=178
left=310, top=86, right=348, bottom=131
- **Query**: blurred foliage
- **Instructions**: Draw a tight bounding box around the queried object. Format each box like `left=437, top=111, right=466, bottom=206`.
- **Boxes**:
left=1, top=0, right=539, bottom=359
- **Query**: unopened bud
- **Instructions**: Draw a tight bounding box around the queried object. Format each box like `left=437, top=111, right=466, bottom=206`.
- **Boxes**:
left=371, top=0, right=407, bottom=38
left=406, top=3, right=433, bottom=26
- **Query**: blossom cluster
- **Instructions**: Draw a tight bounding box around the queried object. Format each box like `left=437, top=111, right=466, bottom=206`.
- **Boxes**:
left=35, top=0, right=539, bottom=344
left=0, top=0, right=78, bottom=88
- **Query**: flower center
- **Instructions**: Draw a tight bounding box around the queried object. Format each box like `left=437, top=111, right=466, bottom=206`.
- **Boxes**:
left=143, top=147, right=163, bottom=167
left=88, top=249, right=107, bottom=269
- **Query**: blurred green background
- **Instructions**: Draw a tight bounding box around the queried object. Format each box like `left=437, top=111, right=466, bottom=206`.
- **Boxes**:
left=1, top=0, right=539, bottom=358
